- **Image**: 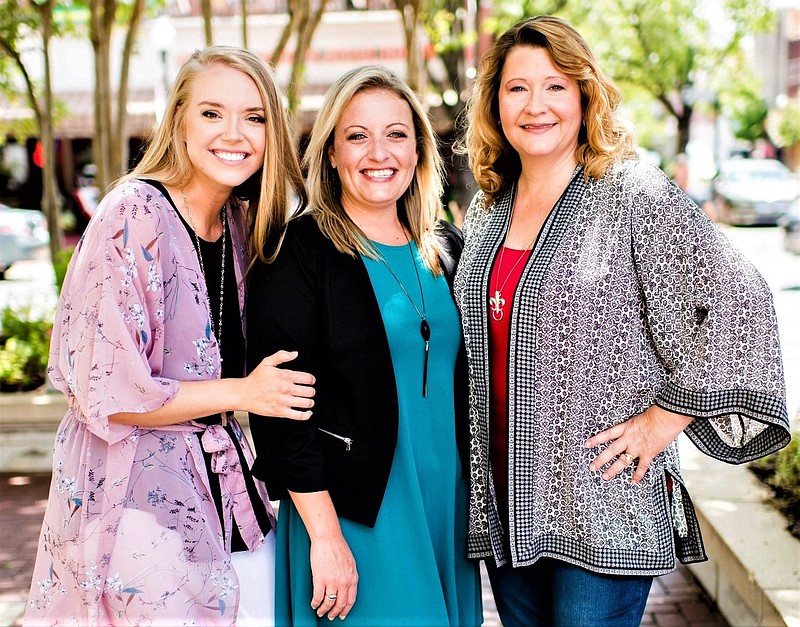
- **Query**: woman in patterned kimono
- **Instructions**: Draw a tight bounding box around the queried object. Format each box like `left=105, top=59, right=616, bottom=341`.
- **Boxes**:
left=455, top=15, right=791, bottom=627
left=24, top=47, right=315, bottom=627
left=246, top=65, right=482, bottom=626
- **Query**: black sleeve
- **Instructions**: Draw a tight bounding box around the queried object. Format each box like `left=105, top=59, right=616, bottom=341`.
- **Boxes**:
left=246, top=220, right=328, bottom=497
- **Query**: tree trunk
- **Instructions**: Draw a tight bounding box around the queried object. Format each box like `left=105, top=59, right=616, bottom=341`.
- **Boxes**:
left=270, top=0, right=300, bottom=68
left=0, top=4, right=61, bottom=257
left=38, top=1, right=62, bottom=260
left=398, top=0, right=421, bottom=92
left=114, top=0, right=146, bottom=176
left=202, top=0, right=213, bottom=46
left=89, top=0, right=118, bottom=195
left=677, top=103, right=693, bottom=155
left=241, top=0, right=248, bottom=48
left=287, top=0, right=325, bottom=115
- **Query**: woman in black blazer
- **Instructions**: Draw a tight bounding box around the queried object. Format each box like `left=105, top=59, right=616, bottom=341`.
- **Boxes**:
left=247, top=66, right=482, bottom=626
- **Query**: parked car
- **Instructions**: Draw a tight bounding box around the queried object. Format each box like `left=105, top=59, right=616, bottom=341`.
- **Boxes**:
left=0, top=203, right=50, bottom=279
left=782, top=196, right=800, bottom=255
left=712, top=158, right=800, bottom=226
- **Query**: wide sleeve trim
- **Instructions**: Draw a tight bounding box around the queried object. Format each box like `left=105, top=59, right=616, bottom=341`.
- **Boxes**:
left=657, top=380, right=790, bottom=463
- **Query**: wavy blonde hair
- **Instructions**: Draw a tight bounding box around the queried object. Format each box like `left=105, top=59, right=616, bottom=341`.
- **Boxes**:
left=128, top=45, right=306, bottom=264
left=459, top=15, right=636, bottom=206
left=303, top=65, right=446, bottom=274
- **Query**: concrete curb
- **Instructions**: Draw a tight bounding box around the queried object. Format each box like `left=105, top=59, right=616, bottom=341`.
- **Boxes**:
left=680, top=437, right=800, bottom=627
left=2, top=391, right=798, bottom=626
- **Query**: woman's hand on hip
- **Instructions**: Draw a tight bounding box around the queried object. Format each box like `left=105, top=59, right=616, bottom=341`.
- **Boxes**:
left=585, top=405, right=693, bottom=483
left=243, top=350, right=315, bottom=420
left=310, top=535, right=359, bottom=620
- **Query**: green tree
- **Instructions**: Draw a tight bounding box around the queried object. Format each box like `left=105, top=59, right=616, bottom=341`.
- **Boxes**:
left=770, top=99, right=800, bottom=150
left=0, top=0, right=63, bottom=259
left=572, top=0, right=774, bottom=154
left=720, top=83, right=770, bottom=145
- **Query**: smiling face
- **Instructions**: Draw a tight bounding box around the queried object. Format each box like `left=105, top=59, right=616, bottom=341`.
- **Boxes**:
left=181, top=64, right=267, bottom=198
left=498, top=45, right=582, bottom=170
left=328, top=88, right=418, bottom=217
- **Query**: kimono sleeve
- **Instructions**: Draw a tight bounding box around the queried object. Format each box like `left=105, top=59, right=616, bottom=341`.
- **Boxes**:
left=51, top=185, right=180, bottom=443
left=628, top=164, right=790, bottom=463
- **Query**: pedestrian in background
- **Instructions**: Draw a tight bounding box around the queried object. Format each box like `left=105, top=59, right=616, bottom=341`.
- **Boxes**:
left=24, top=46, right=314, bottom=626
left=1, top=134, right=29, bottom=195
left=455, top=15, right=790, bottom=627
left=247, top=65, right=482, bottom=625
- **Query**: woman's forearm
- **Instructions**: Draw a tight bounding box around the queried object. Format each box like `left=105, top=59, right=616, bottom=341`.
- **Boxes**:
left=110, top=350, right=316, bottom=427
left=109, top=377, right=248, bottom=427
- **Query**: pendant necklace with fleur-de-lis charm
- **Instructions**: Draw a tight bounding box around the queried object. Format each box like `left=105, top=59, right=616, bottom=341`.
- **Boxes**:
left=490, top=202, right=537, bottom=322
left=490, top=245, right=533, bottom=322
left=378, top=235, right=431, bottom=397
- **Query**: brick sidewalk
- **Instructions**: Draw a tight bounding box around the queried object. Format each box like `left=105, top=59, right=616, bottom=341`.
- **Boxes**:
left=0, top=472, right=727, bottom=626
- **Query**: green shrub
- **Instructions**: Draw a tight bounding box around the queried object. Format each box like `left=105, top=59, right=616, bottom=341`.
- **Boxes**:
left=751, top=436, right=800, bottom=539
left=0, top=307, right=53, bottom=391
left=53, top=247, right=75, bottom=294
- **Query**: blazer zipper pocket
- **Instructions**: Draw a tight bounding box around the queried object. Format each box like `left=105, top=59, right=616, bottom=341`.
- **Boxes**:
left=318, top=428, right=353, bottom=451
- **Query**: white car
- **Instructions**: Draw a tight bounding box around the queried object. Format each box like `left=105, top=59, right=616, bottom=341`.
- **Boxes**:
left=782, top=196, right=800, bottom=255
left=0, top=203, right=50, bottom=279
left=712, top=158, right=800, bottom=226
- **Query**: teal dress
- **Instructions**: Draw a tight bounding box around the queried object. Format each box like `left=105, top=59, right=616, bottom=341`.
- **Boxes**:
left=274, top=241, right=482, bottom=626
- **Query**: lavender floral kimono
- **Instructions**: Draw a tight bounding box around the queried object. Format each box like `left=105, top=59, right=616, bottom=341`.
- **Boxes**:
left=25, top=180, right=274, bottom=626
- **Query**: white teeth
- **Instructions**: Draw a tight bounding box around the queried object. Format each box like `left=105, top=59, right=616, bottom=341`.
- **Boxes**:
left=215, top=151, right=246, bottom=162
left=365, top=169, right=394, bottom=179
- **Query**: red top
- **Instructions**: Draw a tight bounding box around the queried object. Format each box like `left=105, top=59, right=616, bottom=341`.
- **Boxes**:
left=488, top=246, right=532, bottom=517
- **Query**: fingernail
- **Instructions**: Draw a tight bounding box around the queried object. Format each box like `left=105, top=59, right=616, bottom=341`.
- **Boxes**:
left=589, top=464, right=596, bottom=471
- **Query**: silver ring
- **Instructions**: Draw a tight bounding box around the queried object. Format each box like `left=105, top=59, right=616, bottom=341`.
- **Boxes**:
left=326, top=594, right=337, bottom=601
left=622, top=453, right=634, bottom=466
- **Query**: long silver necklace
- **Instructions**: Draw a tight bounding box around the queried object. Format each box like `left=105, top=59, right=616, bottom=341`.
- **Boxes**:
left=181, top=189, right=227, bottom=354
left=378, top=236, right=431, bottom=397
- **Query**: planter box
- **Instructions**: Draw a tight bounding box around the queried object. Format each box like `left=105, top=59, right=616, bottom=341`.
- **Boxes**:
left=0, top=389, right=66, bottom=473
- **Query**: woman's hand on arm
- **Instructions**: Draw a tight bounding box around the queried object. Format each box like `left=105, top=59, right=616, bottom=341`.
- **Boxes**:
left=585, top=405, right=693, bottom=484
left=290, top=490, right=358, bottom=621
left=109, top=350, right=315, bottom=428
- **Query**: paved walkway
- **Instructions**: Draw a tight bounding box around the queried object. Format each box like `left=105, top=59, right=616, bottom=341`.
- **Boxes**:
left=0, top=471, right=727, bottom=626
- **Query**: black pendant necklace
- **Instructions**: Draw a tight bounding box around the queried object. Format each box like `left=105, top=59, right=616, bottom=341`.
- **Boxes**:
left=379, top=237, right=430, bottom=397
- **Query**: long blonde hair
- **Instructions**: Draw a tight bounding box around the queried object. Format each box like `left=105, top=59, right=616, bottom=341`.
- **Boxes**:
left=303, top=65, right=446, bottom=274
left=459, top=15, right=636, bottom=206
left=129, top=45, right=306, bottom=263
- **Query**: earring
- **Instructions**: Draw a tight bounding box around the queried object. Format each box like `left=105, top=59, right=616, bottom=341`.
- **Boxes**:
left=330, top=167, right=340, bottom=198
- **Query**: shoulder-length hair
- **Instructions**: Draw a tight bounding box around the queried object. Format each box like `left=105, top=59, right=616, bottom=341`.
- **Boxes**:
left=460, top=15, right=636, bottom=206
left=303, top=65, right=446, bottom=274
left=128, top=45, right=307, bottom=264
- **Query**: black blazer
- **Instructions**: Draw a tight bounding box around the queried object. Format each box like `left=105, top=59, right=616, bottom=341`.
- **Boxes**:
left=247, top=214, right=467, bottom=527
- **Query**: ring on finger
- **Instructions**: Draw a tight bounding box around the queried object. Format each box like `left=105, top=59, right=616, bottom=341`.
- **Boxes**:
left=326, top=594, right=337, bottom=602
left=621, top=453, right=634, bottom=466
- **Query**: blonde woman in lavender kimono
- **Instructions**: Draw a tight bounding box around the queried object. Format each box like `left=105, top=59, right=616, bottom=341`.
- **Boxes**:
left=24, top=46, right=315, bottom=627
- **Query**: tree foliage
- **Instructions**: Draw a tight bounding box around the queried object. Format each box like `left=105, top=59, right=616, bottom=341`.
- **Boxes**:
left=566, top=0, right=774, bottom=154
left=478, top=0, right=775, bottom=156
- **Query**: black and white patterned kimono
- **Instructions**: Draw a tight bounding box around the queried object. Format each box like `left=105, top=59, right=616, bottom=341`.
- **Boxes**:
left=454, top=159, right=790, bottom=576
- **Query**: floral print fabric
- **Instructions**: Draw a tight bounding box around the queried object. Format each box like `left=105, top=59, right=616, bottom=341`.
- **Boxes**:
left=24, top=180, right=271, bottom=626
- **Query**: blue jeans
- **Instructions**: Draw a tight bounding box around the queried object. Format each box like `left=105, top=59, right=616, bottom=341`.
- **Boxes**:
left=486, top=557, right=653, bottom=627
